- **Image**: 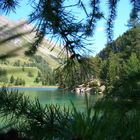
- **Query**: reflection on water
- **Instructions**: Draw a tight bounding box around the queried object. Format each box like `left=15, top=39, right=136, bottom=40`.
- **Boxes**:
left=8, top=88, right=98, bottom=110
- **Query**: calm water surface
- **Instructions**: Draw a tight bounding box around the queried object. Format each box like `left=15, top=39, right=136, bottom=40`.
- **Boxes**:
left=8, top=87, right=98, bottom=110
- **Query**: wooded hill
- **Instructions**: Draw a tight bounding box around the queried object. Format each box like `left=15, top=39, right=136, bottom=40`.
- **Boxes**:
left=0, top=16, right=62, bottom=86
left=94, top=24, right=140, bottom=95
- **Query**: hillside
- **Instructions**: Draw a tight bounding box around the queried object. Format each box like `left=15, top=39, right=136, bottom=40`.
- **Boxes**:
left=0, top=15, right=62, bottom=87
left=91, top=24, right=140, bottom=94
left=0, top=15, right=61, bottom=68
left=98, top=24, right=140, bottom=60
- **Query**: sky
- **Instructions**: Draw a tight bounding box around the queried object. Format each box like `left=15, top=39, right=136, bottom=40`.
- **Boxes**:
left=1, top=0, right=132, bottom=55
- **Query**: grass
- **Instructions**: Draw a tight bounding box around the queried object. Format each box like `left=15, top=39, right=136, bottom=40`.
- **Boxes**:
left=0, top=16, right=61, bottom=72
left=36, top=50, right=60, bottom=69
left=0, top=38, right=60, bottom=69
left=0, top=65, right=42, bottom=86
left=0, top=88, right=139, bottom=140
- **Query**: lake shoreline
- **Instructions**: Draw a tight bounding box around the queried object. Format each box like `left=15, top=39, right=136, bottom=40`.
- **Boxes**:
left=0, top=85, right=59, bottom=89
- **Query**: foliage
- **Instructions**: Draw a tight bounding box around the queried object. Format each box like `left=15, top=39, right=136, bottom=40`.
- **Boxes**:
left=0, top=1, right=140, bottom=139
left=90, top=56, right=102, bottom=78
left=29, top=55, right=57, bottom=85
left=9, top=75, right=15, bottom=83
left=98, top=25, right=140, bottom=60
left=27, top=71, right=34, bottom=77
left=0, top=88, right=73, bottom=140
left=127, top=7, right=140, bottom=28
left=95, top=25, right=140, bottom=94
left=0, top=128, right=29, bottom=140
left=13, top=60, right=21, bottom=66
left=14, top=77, right=25, bottom=86
left=124, top=53, right=140, bottom=75
left=1, top=0, right=140, bottom=54
left=94, top=97, right=140, bottom=140
left=55, top=57, right=94, bottom=88
left=0, top=55, right=57, bottom=86
left=0, top=67, right=8, bottom=83
left=0, top=66, right=40, bottom=86
left=1, top=0, right=140, bottom=86
left=0, top=87, right=139, bottom=140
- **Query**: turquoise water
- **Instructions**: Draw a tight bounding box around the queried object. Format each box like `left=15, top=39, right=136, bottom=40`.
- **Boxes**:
left=9, top=87, right=98, bottom=110
left=0, top=87, right=98, bottom=127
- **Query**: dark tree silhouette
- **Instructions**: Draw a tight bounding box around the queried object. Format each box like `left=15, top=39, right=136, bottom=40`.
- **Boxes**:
left=0, top=0, right=140, bottom=59
left=0, top=1, right=140, bottom=139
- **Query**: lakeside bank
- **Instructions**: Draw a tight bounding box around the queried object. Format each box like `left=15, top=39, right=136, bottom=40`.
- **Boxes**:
left=0, top=85, right=59, bottom=89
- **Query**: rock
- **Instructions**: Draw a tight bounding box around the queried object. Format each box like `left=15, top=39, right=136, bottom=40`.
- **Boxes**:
left=99, top=85, right=105, bottom=93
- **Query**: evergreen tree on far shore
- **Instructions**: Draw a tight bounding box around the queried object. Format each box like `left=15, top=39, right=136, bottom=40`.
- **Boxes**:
left=10, top=75, right=15, bottom=84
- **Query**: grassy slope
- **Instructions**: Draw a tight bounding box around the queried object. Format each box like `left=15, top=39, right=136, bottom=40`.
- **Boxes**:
left=0, top=16, right=63, bottom=87
left=0, top=65, right=42, bottom=86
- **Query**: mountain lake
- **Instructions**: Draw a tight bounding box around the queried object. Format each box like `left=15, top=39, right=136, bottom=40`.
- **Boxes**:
left=5, top=87, right=99, bottom=111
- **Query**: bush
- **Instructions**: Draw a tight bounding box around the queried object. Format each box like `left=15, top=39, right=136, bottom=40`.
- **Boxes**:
left=0, top=68, right=8, bottom=83
left=14, top=78, right=25, bottom=86
left=27, top=71, right=33, bottom=77
left=10, top=75, right=15, bottom=83
left=89, top=81, right=98, bottom=87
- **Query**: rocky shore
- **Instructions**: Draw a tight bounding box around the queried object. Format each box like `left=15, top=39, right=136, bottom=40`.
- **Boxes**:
left=75, top=79, right=105, bottom=94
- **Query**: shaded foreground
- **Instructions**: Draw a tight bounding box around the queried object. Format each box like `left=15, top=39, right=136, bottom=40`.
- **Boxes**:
left=0, top=88, right=139, bottom=140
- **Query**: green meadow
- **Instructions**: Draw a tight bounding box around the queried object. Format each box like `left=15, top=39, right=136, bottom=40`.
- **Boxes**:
left=0, top=65, right=42, bottom=86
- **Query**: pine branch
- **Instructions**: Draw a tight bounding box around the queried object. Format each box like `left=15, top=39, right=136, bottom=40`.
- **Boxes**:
left=0, top=88, right=72, bottom=139
left=0, top=0, right=19, bottom=14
